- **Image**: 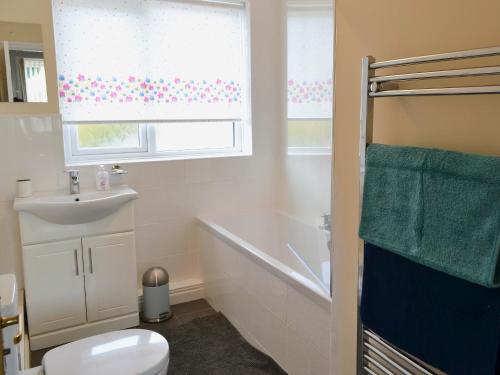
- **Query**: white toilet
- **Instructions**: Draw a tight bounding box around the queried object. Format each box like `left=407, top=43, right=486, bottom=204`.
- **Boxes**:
left=0, top=274, right=170, bottom=375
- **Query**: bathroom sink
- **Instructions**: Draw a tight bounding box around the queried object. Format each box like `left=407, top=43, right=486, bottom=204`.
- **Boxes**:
left=13, top=186, right=138, bottom=225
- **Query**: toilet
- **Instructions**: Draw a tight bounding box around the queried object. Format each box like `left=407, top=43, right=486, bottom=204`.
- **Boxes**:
left=0, top=274, right=170, bottom=375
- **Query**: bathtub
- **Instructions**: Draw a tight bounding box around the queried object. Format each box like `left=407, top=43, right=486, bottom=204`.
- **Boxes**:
left=198, top=212, right=331, bottom=375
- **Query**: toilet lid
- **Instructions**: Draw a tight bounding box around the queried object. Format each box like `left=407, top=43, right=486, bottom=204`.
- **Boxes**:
left=43, top=330, right=169, bottom=375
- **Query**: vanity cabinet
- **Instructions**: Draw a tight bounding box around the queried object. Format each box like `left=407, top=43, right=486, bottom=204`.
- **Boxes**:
left=23, top=232, right=138, bottom=336
left=15, top=192, right=139, bottom=350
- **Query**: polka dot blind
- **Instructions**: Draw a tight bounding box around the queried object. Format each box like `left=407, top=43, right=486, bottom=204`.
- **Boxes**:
left=52, top=0, right=249, bottom=122
left=287, top=4, right=334, bottom=120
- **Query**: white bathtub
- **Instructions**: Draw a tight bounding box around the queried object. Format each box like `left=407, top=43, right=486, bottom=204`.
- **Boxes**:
left=198, top=212, right=332, bottom=375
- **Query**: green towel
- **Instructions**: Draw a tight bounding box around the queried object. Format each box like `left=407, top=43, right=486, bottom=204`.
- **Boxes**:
left=359, top=144, right=500, bottom=288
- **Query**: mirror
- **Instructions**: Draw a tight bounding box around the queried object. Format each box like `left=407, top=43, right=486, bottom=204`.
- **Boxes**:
left=0, top=21, right=48, bottom=103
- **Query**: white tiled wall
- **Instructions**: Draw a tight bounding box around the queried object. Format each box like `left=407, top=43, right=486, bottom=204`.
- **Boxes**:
left=0, top=113, right=281, bottom=289
left=0, top=0, right=285, bottom=290
left=199, top=227, right=331, bottom=375
left=0, top=115, right=64, bottom=282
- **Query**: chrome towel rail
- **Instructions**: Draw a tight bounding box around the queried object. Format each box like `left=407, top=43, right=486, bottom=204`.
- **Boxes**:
left=358, top=45, right=500, bottom=374
left=370, top=45, right=500, bottom=69
left=369, top=65, right=500, bottom=84
left=363, top=329, right=439, bottom=375
left=370, top=85, right=500, bottom=97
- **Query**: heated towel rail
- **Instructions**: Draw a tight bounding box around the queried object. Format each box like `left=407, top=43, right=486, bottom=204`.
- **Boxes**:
left=358, top=46, right=500, bottom=375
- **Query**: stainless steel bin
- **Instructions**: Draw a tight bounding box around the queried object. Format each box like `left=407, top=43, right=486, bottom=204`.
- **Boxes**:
left=141, top=267, right=173, bottom=323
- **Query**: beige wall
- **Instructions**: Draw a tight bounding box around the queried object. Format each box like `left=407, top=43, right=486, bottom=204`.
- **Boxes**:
left=0, top=21, right=43, bottom=44
left=0, top=0, right=58, bottom=114
left=332, top=1, right=500, bottom=374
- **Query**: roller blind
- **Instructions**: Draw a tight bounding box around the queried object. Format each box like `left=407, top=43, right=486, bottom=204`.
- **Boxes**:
left=52, top=0, right=248, bottom=122
left=287, top=4, right=333, bottom=120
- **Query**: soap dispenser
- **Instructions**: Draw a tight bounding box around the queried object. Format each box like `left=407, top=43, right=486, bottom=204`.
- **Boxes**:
left=96, top=165, right=110, bottom=191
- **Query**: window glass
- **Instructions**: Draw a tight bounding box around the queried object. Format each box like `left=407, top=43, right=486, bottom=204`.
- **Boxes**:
left=76, top=124, right=142, bottom=149
left=288, top=120, right=332, bottom=149
left=155, top=122, right=236, bottom=152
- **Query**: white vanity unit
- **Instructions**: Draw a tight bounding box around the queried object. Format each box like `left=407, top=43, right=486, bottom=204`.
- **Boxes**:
left=14, top=186, right=140, bottom=350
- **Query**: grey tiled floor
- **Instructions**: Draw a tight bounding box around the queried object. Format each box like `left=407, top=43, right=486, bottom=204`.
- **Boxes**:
left=30, top=299, right=216, bottom=368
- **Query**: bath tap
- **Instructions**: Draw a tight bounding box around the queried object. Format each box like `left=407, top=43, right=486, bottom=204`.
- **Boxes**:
left=319, top=213, right=331, bottom=231
left=319, top=214, right=332, bottom=251
left=67, top=169, right=80, bottom=195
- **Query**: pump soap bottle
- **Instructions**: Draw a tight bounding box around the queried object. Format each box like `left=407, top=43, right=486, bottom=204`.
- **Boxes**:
left=96, top=165, right=110, bottom=191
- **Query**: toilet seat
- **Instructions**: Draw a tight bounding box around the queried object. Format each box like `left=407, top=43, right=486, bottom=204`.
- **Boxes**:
left=42, top=329, right=169, bottom=375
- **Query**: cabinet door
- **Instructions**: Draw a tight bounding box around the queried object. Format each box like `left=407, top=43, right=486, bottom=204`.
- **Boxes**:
left=23, top=239, right=87, bottom=335
left=83, top=232, right=138, bottom=322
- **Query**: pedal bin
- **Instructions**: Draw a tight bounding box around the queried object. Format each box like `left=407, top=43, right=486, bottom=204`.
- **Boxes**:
left=141, top=267, right=173, bottom=323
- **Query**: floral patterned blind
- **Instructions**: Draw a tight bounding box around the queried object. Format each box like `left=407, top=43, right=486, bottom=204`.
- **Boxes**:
left=52, top=0, right=248, bottom=122
left=287, top=4, right=333, bottom=120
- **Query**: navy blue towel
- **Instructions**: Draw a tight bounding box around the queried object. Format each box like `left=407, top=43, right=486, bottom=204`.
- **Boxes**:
left=361, top=242, right=500, bottom=375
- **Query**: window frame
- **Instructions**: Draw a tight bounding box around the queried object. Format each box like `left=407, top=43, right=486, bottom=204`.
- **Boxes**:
left=63, top=119, right=246, bottom=165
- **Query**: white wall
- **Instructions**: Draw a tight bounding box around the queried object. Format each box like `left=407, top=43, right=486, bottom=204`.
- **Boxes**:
left=0, top=0, right=284, bottom=290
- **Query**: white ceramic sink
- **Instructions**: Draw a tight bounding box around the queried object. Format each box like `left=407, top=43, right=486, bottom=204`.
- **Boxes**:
left=13, top=186, right=138, bottom=225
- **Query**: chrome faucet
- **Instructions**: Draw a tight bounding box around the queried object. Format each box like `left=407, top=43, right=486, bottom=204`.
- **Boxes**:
left=67, top=170, right=80, bottom=195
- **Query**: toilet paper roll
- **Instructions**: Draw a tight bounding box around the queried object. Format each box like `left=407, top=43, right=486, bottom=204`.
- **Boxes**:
left=16, top=179, right=33, bottom=198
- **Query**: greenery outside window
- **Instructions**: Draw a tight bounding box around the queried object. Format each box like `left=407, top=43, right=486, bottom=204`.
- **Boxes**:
left=64, top=121, right=243, bottom=164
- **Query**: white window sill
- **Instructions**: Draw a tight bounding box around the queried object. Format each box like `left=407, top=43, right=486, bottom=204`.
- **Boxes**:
left=65, top=150, right=252, bottom=167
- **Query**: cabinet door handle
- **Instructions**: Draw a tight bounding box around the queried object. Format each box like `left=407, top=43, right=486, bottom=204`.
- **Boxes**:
left=88, top=248, right=94, bottom=274
left=74, top=249, right=79, bottom=276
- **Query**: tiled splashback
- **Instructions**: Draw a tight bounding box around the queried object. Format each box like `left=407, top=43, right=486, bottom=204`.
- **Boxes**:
left=0, top=115, right=65, bottom=200
left=0, top=115, right=280, bottom=289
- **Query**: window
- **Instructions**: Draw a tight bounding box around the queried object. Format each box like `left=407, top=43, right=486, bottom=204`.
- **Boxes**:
left=287, top=2, right=333, bottom=154
left=64, top=121, right=242, bottom=162
left=53, top=0, right=250, bottom=164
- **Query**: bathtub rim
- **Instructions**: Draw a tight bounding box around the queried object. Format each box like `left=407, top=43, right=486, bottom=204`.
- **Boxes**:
left=197, top=216, right=332, bottom=312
